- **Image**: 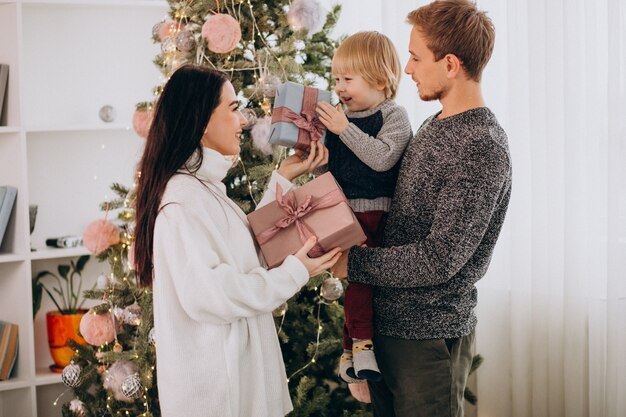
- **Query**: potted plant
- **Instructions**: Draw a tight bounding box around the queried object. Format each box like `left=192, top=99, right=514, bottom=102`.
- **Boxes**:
left=32, top=255, right=93, bottom=372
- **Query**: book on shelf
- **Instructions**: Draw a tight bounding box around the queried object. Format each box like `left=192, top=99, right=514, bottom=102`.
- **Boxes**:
left=0, top=321, right=18, bottom=381
left=0, top=64, right=8, bottom=126
left=0, top=186, right=17, bottom=247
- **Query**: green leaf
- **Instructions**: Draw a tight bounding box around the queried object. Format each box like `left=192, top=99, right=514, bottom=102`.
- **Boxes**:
left=32, top=282, right=43, bottom=318
left=76, top=255, right=90, bottom=272
left=58, top=265, right=70, bottom=280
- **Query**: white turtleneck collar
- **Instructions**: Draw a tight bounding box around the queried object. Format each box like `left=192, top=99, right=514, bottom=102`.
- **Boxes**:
left=180, top=147, right=237, bottom=184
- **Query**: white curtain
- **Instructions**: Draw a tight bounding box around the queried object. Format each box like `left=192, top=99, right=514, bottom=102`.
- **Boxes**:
left=329, top=1, right=626, bottom=416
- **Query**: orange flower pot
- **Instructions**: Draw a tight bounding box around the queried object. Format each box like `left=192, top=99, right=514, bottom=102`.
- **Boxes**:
left=46, top=310, right=88, bottom=373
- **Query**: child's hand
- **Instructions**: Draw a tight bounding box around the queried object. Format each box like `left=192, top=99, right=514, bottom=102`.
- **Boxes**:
left=317, top=102, right=349, bottom=135
left=277, top=140, right=328, bottom=181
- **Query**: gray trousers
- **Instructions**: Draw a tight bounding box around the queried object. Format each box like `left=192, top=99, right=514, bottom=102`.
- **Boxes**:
left=368, top=331, right=475, bottom=417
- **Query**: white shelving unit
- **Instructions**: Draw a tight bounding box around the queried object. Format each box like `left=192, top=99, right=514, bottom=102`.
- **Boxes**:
left=0, top=1, right=167, bottom=415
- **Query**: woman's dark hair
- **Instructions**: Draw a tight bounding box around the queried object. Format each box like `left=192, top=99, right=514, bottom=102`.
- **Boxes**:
left=134, top=65, right=228, bottom=287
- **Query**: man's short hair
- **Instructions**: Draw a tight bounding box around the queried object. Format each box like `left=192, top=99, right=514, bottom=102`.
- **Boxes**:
left=407, top=0, right=495, bottom=82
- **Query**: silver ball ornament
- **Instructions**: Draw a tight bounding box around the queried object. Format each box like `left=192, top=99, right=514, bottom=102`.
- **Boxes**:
left=152, top=22, right=164, bottom=39
left=321, top=276, right=343, bottom=301
left=161, top=36, right=177, bottom=53
left=175, top=31, right=195, bottom=52
left=121, top=373, right=143, bottom=399
left=61, top=362, right=82, bottom=388
left=148, top=327, right=156, bottom=345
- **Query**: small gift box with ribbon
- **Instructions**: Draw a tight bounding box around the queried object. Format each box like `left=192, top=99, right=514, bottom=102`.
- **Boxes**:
left=269, top=81, right=332, bottom=151
left=247, top=172, right=366, bottom=268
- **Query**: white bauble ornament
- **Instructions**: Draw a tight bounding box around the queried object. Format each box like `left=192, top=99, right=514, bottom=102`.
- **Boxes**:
left=103, top=361, right=139, bottom=402
left=287, top=0, right=325, bottom=34
left=251, top=116, right=273, bottom=155
left=148, top=327, right=156, bottom=345
left=121, top=373, right=143, bottom=399
left=122, top=303, right=142, bottom=326
left=61, top=362, right=81, bottom=388
left=321, top=276, right=343, bottom=301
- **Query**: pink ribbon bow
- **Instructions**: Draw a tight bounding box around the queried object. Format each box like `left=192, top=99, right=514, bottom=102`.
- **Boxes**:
left=271, top=85, right=326, bottom=151
left=255, top=183, right=344, bottom=258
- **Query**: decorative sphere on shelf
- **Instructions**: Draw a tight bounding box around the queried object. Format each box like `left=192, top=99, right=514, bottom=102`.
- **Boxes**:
left=98, top=105, right=117, bottom=123
left=321, top=276, right=343, bottom=301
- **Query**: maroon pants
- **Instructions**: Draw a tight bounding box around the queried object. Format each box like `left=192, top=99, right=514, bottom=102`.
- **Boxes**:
left=343, top=210, right=388, bottom=350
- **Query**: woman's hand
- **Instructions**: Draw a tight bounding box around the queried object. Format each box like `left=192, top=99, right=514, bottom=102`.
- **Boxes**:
left=293, top=237, right=342, bottom=277
left=277, top=140, right=328, bottom=181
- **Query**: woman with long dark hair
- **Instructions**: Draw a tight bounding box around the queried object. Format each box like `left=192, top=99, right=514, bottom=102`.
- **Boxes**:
left=134, top=65, right=339, bottom=417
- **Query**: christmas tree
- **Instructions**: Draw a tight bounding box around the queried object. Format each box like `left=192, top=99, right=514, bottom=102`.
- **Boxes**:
left=61, top=1, right=373, bottom=416
left=60, top=182, right=159, bottom=417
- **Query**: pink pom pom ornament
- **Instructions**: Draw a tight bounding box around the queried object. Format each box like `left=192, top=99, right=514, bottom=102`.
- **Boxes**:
left=251, top=116, right=273, bottom=156
left=158, top=21, right=183, bottom=41
left=83, top=219, right=120, bottom=255
left=201, top=13, right=241, bottom=54
left=79, top=309, right=116, bottom=346
left=132, top=109, right=153, bottom=139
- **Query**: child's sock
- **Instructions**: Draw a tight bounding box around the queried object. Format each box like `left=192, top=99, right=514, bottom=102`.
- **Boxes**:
left=339, top=350, right=361, bottom=383
left=352, top=339, right=382, bottom=382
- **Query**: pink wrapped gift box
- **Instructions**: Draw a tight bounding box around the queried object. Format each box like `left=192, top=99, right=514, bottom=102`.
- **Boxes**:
left=247, top=172, right=366, bottom=268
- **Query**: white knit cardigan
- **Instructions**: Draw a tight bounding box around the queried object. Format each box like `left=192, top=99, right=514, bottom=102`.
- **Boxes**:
left=152, top=147, right=308, bottom=417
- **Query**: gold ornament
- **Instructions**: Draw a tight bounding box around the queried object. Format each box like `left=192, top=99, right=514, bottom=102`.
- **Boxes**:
left=113, top=341, right=123, bottom=353
left=260, top=97, right=272, bottom=116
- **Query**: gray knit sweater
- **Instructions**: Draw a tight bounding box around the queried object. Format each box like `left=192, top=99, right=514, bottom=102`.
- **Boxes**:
left=316, top=99, right=413, bottom=212
left=348, top=107, right=512, bottom=340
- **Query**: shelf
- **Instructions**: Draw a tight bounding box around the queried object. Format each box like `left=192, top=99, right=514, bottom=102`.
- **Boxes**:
left=0, top=127, right=20, bottom=133
left=0, top=378, right=31, bottom=392
left=25, top=124, right=132, bottom=133
left=35, top=369, right=62, bottom=386
left=21, top=0, right=165, bottom=6
left=0, top=252, right=26, bottom=263
left=29, top=246, right=90, bottom=261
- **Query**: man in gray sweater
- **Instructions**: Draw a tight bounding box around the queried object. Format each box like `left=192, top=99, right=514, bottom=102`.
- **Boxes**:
left=331, top=1, right=512, bottom=416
